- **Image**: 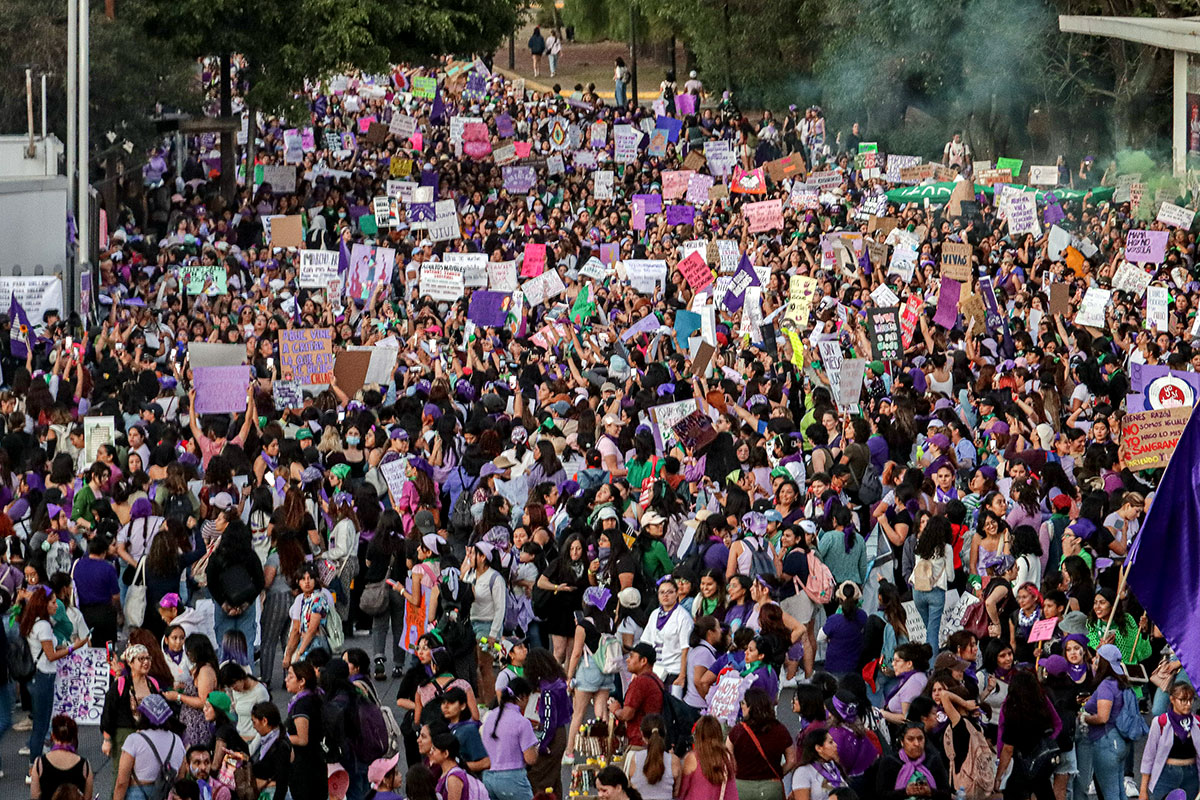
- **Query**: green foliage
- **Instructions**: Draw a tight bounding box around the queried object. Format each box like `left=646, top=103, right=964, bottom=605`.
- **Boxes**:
left=0, top=0, right=201, bottom=160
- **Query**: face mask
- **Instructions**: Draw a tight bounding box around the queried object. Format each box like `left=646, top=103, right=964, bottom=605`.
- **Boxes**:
left=598, top=546, right=611, bottom=560
left=338, top=212, right=347, bottom=219
left=346, top=436, right=361, bottom=446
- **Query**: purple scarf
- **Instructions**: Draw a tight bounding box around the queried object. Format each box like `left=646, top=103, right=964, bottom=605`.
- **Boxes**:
left=655, top=603, right=678, bottom=631
left=1168, top=709, right=1194, bottom=741
left=1066, top=662, right=1090, bottom=683
left=894, top=750, right=937, bottom=791
left=842, top=522, right=858, bottom=554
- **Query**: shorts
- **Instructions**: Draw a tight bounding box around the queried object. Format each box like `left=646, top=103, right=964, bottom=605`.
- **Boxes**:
left=575, top=653, right=616, bottom=693
left=781, top=592, right=815, bottom=625
left=1055, top=746, right=1078, bottom=776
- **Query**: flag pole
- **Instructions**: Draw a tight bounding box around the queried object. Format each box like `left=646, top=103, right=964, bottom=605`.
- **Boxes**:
left=1102, top=562, right=1131, bottom=641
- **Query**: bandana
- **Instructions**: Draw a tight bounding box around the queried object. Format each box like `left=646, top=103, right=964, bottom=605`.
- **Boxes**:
left=894, top=749, right=937, bottom=792
left=1168, top=708, right=1194, bottom=741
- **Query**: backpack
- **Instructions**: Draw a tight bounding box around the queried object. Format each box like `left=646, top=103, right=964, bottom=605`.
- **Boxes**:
left=360, top=681, right=403, bottom=759
left=744, top=537, right=776, bottom=578
left=217, top=562, right=258, bottom=607
left=449, top=473, right=478, bottom=535
left=352, top=698, right=391, bottom=763
left=857, top=462, right=883, bottom=506
left=943, top=717, right=997, bottom=800
left=1114, top=687, right=1149, bottom=741
left=911, top=558, right=936, bottom=593
left=657, top=678, right=701, bottom=756
left=7, top=614, right=34, bottom=682
left=324, top=604, right=345, bottom=652
left=803, top=551, right=835, bottom=604
left=679, top=538, right=713, bottom=579
left=136, top=732, right=180, bottom=800
left=445, top=765, right=489, bottom=800
left=590, top=633, right=624, bottom=675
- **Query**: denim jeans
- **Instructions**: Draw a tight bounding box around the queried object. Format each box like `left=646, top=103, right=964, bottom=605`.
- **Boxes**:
left=615, top=80, right=627, bottom=108
left=913, top=588, right=946, bottom=650
left=482, top=768, right=534, bottom=800
left=28, top=672, right=54, bottom=763
left=1151, top=762, right=1200, bottom=799
left=214, top=602, right=259, bottom=664
left=1073, top=726, right=1128, bottom=800
left=0, top=682, right=12, bottom=772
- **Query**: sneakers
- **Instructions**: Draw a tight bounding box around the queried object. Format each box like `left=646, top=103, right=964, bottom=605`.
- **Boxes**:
left=780, top=675, right=797, bottom=689
left=1123, top=776, right=1138, bottom=797
left=13, top=717, right=32, bottom=732
left=562, top=752, right=575, bottom=764
left=17, top=746, right=29, bottom=756
left=374, top=657, right=386, bottom=682
left=25, top=774, right=31, bottom=785
left=392, top=664, right=404, bottom=679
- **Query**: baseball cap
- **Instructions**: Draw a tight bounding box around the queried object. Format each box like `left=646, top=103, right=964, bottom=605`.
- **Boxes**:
left=631, top=642, right=657, bottom=664
left=368, top=755, right=401, bottom=787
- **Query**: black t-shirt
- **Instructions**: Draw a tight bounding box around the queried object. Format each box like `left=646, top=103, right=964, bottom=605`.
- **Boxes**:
left=215, top=721, right=249, bottom=754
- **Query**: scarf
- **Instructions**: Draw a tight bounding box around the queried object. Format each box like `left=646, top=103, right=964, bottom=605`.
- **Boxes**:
left=812, top=759, right=845, bottom=789
left=286, top=689, right=314, bottom=715
left=655, top=604, right=678, bottom=631
left=841, top=522, right=857, bottom=554
left=883, top=670, right=919, bottom=706
left=698, top=595, right=719, bottom=616
left=254, top=728, right=281, bottom=763
left=935, top=486, right=958, bottom=504
left=1168, top=708, right=1194, bottom=741
left=164, top=648, right=184, bottom=665
left=741, top=659, right=764, bottom=678
left=894, top=749, right=937, bottom=791
left=1066, top=661, right=1090, bottom=684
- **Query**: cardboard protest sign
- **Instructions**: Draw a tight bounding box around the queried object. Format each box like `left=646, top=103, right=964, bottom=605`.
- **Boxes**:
left=269, top=215, right=304, bottom=248
left=273, top=380, right=303, bottom=410
left=192, top=366, right=251, bottom=414
left=467, top=290, right=512, bottom=327
left=662, top=171, right=693, bottom=200
left=866, top=306, right=903, bottom=361
left=333, top=350, right=373, bottom=398
left=279, top=328, right=334, bottom=384
left=686, top=174, right=714, bottom=205
left=1158, top=202, right=1195, bottom=229
left=1126, top=229, right=1168, bottom=263
left=766, top=154, right=806, bottom=182
left=1121, top=405, right=1194, bottom=471
left=744, top=199, right=784, bottom=233
left=689, top=342, right=716, bottom=378
left=419, top=265, right=465, bottom=301
left=1006, top=194, right=1041, bottom=237
left=682, top=150, right=707, bottom=173
left=940, top=242, right=973, bottom=282
left=871, top=284, right=900, bottom=307
left=1049, top=282, right=1071, bottom=316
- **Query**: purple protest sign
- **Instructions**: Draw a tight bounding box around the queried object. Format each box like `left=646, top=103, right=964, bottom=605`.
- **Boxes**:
left=632, top=197, right=647, bottom=231
left=502, top=166, right=537, bottom=194
left=655, top=115, right=683, bottom=143
left=599, top=243, right=619, bottom=264
left=934, top=277, right=960, bottom=328
left=620, top=312, right=661, bottom=342
left=722, top=254, right=760, bottom=313
left=675, top=94, right=697, bottom=117
left=467, top=290, right=511, bottom=327
left=496, top=113, right=514, bottom=138
left=1126, top=229, right=1168, bottom=263
left=633, top=193, right=663, bottom=214
left=409, top=203, right=435, bottom=224
left=665, top=205, right=696, bottom=226
left=193, top=366, right=251, bottom=414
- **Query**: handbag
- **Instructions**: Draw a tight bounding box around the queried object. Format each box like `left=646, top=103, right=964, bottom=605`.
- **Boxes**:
left=124, top=557, right=148, bottom=629
left=1015, top=734, right=1061, bottom=779
left=360, top=554, right=396, bottom=616
left=960, top=599, right=991, bottom=639
left=191, top=539, right=220, bottom=588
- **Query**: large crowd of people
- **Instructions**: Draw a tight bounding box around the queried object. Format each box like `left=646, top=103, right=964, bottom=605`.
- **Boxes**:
left=0, top=50, right=1195, bottom=800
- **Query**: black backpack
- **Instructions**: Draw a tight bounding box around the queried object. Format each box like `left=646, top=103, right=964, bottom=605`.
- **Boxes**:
left=136, top=732, right=179, bottom=800
left=679, top=538, right=714, bottom=580
left=657, top=678, right=700, bottom=756
left=163, top=492, right=193, bottom=526
left=7, top=619, right=34, bottom=682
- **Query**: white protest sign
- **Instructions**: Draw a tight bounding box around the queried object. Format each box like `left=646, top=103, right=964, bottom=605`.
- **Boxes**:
left=419, top=266, right=464, bottom=301
left=521, top=269, right=566, bottom=306
left=1147, top=285, right=1170, bottom=331
left=488, top=260, right=518, bottom=291
left=1111, top=262, right=1151, bottom=298
left=52, top=647, right=109, bottom=725
left=299, top=250, right=340, bottom=288
left=386, top=180, right=417, bottom=203
left=260, top=164, right=296, bottom=193
left=871, top=284, right=901, bottom=307
left=1029, top=165, right=1058, bottom=186
left=593, top=170, right=614, bottom=200
left=623, top=260, right=668, bottom=295
left=1157, top=202, right=1196, bottom=229
left=388, top=114, right=417, bottom=140
left=442, top=252, right=488, bottom=288
left=84, top=416, right=116, bottom=464
left=1006, top=194, right=1041, bottom=237
left=818, top=340, right=843, bottom=401
left=1076, top=287, right=1110, bottom=328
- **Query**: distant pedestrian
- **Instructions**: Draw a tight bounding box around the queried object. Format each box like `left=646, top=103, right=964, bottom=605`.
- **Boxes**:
left=614, top=58, right=630, bottom=108
left=528, top=27, right=545, bottom=78
left=545, top=32, right=562, bottom=78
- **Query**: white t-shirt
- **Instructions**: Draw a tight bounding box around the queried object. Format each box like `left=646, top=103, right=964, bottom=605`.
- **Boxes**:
left=27, top=619, right=56, bottom=674
left=791, top=763, right=846, bottom=800
left=122, top=730, right=185, bottom=783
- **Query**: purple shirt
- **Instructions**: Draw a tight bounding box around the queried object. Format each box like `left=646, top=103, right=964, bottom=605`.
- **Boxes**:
left=1084, top=677, right=1123, bottom=741
left=480, top=703, right=539, bottom=770
left=73, top=557, right=120, bottom=606
left=822, top=610, right=868, bottom=673
left=886, top=671, right=929, bottom=714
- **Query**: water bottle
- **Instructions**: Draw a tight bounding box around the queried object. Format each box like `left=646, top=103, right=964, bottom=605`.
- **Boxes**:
left=955, top=787, right=967, bottom=800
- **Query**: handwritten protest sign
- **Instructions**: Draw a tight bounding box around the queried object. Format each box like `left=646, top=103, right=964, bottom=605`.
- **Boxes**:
left=442, top=253, right=488, bottom=288
left=502, top=166, right=537, bottom=194
left=940, top=242, right=973, bottom=282
left=593, top=170, right=614, bottom=200
left=273, top=380, right=304, bottom=410
left=1126, top=229, right=1168, bottom=263
left=1121, top=406, right=1194, bottom=471
left=520, top=269, right=566, bottom=306
left=488, top=260, right=518, bottom=291
left=419, top=265, right=465, bottom=301
left=867, top=306, right=902, bottom=361
left=707, top=671, right=757, bottom=726
left=52, top=647, right=109, bottom=725
left=1147, top=285, right=1170, bottom=331
left=677, top=251, right=714, bottom=292
left=379, top=459, right=407, bottom=499
left=1028, top=617, right=1059, bottom=643
left=672, top=411, right=718, bottom=451
left=624, top=260, right=668, bottom=295
left=260, top=164, right=296, bottom=193
left=1112, top=262, right=1151, bottom=297
left=279, top=328, right=334, bottom=384
left=837, top=358, right=867, bottom=413
left=744, top=199, right=784, bottom=233
left=1075, top=287, right=1110, bottom=328
left=1006, top=194, right=1041, bottom=237
left=193, top=366, right=251, bottom=414
left=521, top=243, right=547, bottom=278
left=1157, top=202, right=1196, bottom=229
left=299, top=251, right=340, bottom=289
left=614, top=125, right=639, bottom=163
left=1029, top=165, right=1058, bottom=186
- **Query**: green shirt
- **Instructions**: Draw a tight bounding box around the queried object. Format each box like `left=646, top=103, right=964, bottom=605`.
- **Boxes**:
left=816, top=529, right=869, bottom=586
left=640, top=539, right=673, bottom=583
left=71, top=484, right=98, bottom=525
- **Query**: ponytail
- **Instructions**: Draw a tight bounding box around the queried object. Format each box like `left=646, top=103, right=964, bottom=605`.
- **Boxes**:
left=490, top=677, right=531, bottom=740
left=640, top=714, right=667, bottom=785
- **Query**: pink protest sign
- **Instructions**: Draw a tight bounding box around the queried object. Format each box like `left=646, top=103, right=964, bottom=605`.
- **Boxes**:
left=677, top=251, right=714, bottom=292
left=192, top=366, right=251, bottom=414
left=357, top=115, right=377, bottom=134
left=1028, top=616, right=1059, bottom=643
left=662, top=170, right=694, bottom=200
left=900, top=295, right=921, bottom=348
left=514, top=141, right=533, bottom=158
left=521, top=243, right=547, bottom=278
left=744, top=199, right=784, bottom=233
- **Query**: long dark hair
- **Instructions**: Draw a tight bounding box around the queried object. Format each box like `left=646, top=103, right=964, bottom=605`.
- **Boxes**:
left=486, top=676, right=531, bottom=741
left=742, top=687, right=777, bottom=734
left=914, top=516, right=952, bottom=560
left=1001, top=669, right=1054, bottom=732
left=877, top=581, right=909, bottom=640
left=523, top=646, right=566, bottom=688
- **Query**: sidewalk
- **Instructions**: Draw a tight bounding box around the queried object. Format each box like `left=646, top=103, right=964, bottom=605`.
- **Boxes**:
left=492, top=19, right=669, bottom=102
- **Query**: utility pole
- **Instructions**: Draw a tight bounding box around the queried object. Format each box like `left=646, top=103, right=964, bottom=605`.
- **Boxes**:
left=629, top=1, right=638, bottom=106
left=78, top=0, right=89, bottom=270
left=67, top=0, right=77, bottom=212
left=219, top=52, right=235, bottom=204
left=508, top=33, right=515, bottom=70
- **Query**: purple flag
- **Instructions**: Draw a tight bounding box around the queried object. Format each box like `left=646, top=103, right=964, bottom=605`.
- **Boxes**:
left=665, top=205, right=695, bottom=226
left=338, top=238, right=351, bottom=275
left=721, top=254, right=759, bottom=313
left=1127, top=409, right=1200, bottom=692
left=468, top=290, right=511, bottom=327
left=7, top=293, right=31, bottom=359
left=430, top=88, right=447, bottom=124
